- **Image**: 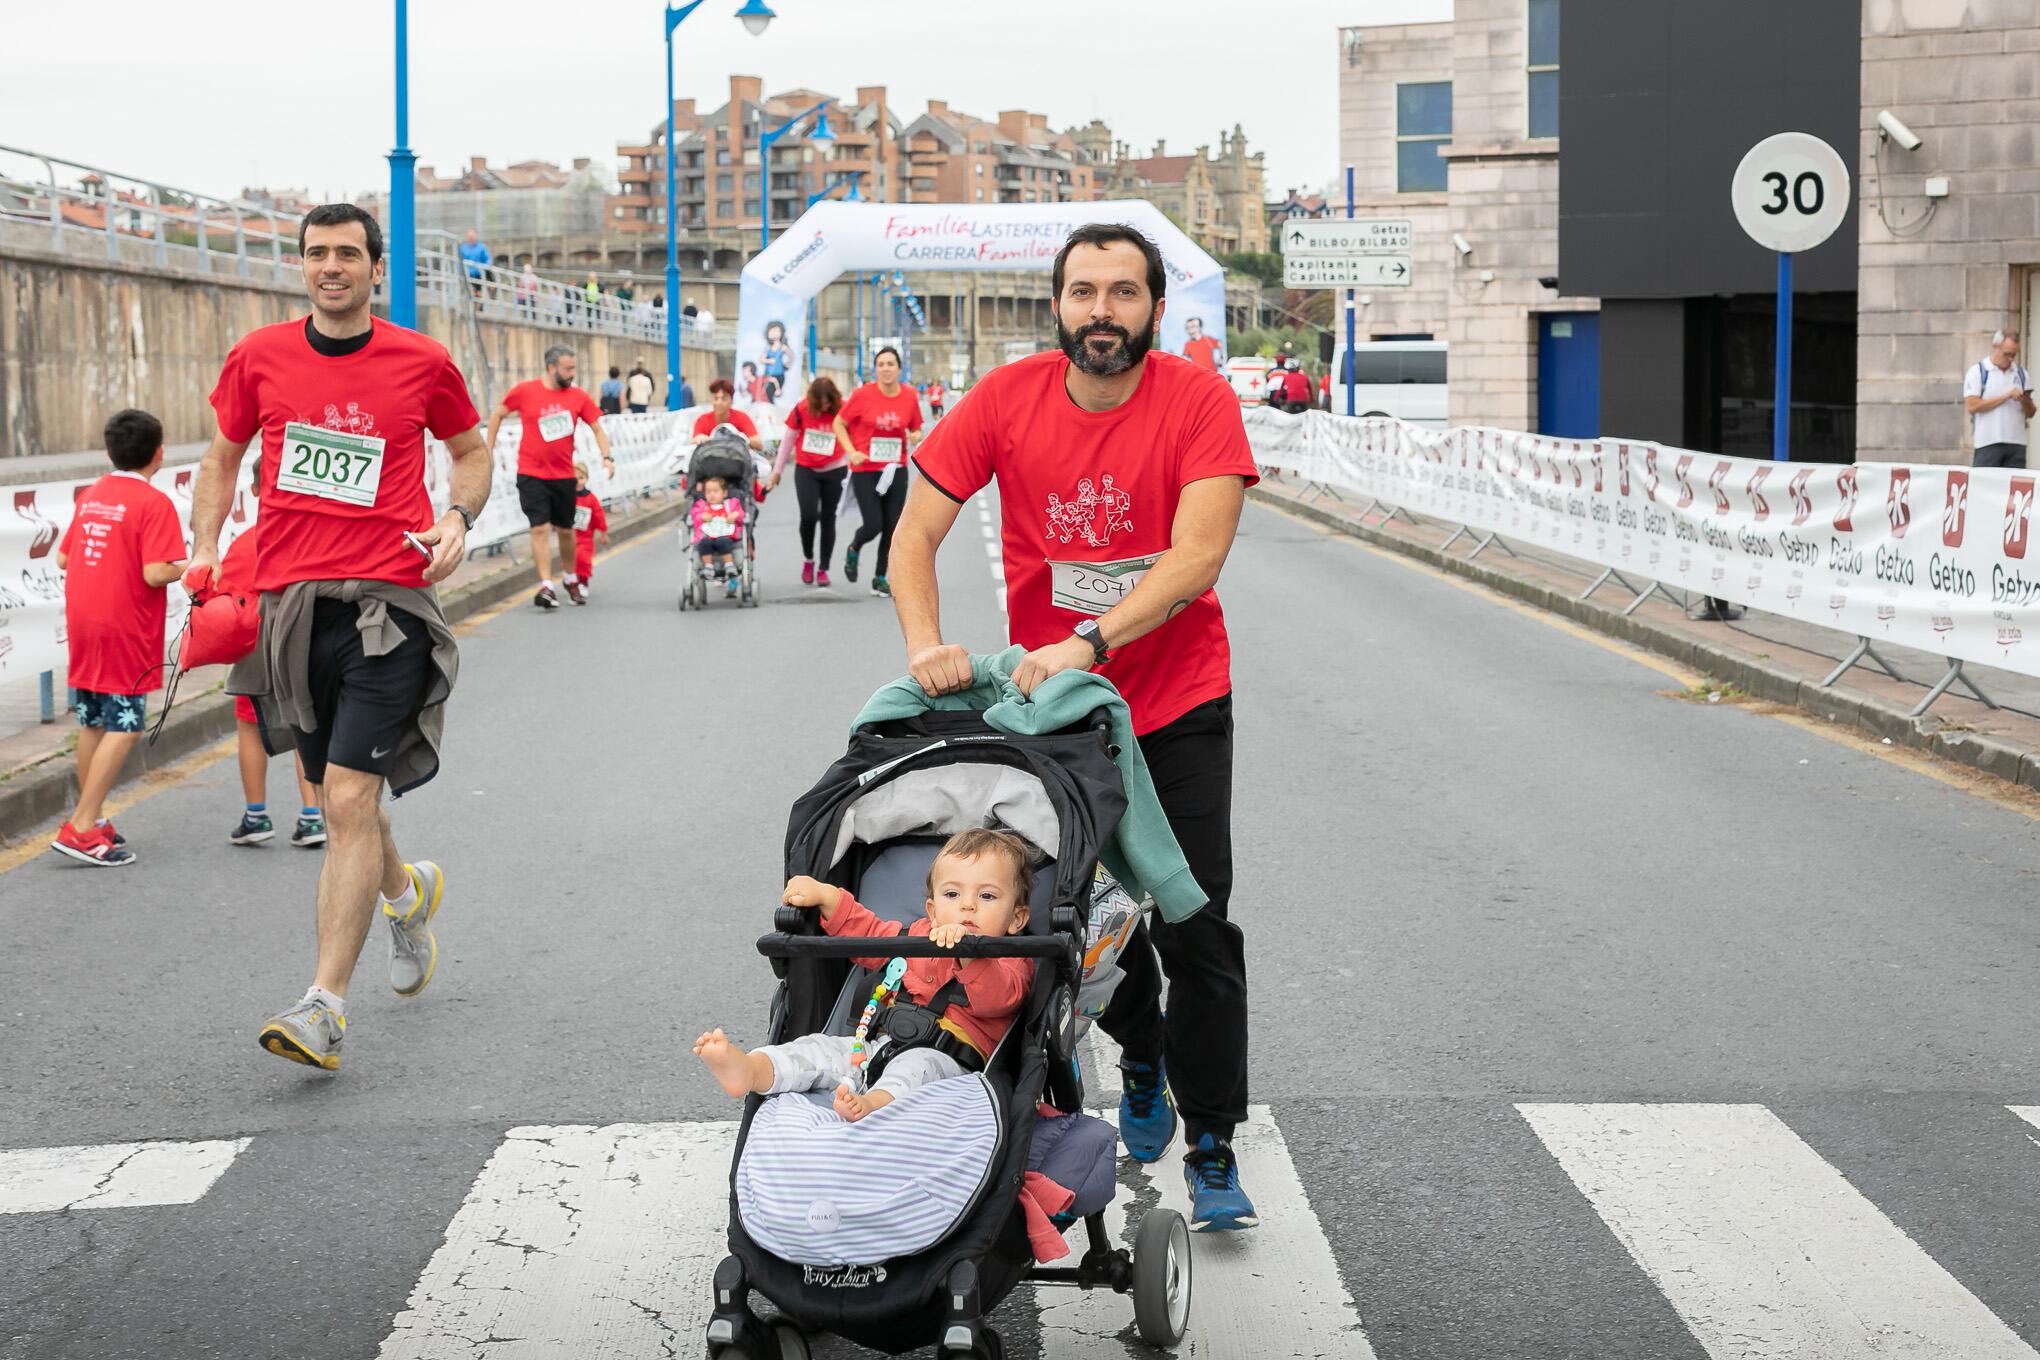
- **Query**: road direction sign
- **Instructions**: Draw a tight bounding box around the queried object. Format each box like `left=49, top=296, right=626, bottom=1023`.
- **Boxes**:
left=1281, top=219, right=1413, bottom=255
left=1730, top=132, right=1850, bottom=254
left=1284, top=254, right=1415, bottom=289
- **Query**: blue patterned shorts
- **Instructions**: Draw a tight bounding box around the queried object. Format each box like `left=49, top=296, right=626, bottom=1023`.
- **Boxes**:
left=74, top=689, right=147, bottom=732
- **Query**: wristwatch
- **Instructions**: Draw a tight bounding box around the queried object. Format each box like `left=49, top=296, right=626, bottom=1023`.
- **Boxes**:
left=1073, top=619, right=1110, bottom=663
left=449, top=503, right=476, bottom=533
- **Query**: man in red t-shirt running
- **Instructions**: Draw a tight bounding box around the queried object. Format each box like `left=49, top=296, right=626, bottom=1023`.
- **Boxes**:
left=485, top=345, right=614, bottom=608
left=891, top=224, right=1260, bottom=1232
left=187, top=204, right=493, bottom=1075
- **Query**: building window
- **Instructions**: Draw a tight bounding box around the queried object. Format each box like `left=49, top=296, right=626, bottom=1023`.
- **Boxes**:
left=1528, top=0, right=1559, bottom=138
left=742, top=172, right=759, bottom=191
left=716, top=173, right=733, bottom=193
left=718, top=200, right=735, bottom=218
left=1395, top=81, right=1451, bottom=192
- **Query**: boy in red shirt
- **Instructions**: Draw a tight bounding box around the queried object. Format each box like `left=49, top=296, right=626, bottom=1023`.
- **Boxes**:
left=571, top=460, right=609, bottom=600
left=51, top=409, right=188, bottom=866
left=694, top=828, right=1035, bottom=1122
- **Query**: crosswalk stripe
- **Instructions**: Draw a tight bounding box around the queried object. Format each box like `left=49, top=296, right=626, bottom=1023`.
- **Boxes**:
left=1519, top=1102, right=2039, bottom=1360
left=0, top=1138, right=250, bottom=1214
left=1056, top=1031, right=1376, bottom=1357
left=2008, top=1106, right=2040, bottom=1142
left=375, top=1122, right=737, bottom=1360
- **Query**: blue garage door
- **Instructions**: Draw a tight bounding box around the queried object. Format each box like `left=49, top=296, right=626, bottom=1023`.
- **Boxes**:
left=1537, top=312, right=1601, bottom=437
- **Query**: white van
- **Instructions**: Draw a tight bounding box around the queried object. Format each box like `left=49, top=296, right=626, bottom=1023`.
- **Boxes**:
left=1329, top=340, right=1448, bottom=428
left=1223, top=355, right=1277, bottom=406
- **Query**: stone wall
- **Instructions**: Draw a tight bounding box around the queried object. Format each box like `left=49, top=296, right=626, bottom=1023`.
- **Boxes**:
left=0, top=243, right=720, bottom=461
left=1858, top=0, right=2040, bottom=464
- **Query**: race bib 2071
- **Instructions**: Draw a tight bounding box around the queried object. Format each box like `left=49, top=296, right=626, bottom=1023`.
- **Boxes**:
left=1050, top=552, right=1162, bottom=617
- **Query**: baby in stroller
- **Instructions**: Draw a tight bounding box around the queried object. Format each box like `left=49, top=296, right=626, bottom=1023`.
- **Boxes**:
left=690, top=474, right=746, bottom=597
left=695, top=828, right=1032, bottom=1122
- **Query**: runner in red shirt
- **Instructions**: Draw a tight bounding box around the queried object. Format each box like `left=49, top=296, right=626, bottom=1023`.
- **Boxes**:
left=484, top=345, right=613, bottom=608
left=927, top=378, right=947, bottom=418
left=571, top=460, right=610, bottom=597
left=691, top=379, right=763, bottom=450
left=1180, top=316, right=1224, bottom=373
left=767, top=376, right=848, bottom=587
left=892, top=224, right=1261, bottom=1232
left=186, top=203, right=493, bottom=1074
left=50, top=409, right=187, bottom=866
left=832, top=348, right=924, bottom=596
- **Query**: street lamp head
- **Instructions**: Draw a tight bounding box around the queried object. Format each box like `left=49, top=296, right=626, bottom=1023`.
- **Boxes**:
left=809, top=109, right=835, bottom=143
left=734, top=0, right=774, bottom=35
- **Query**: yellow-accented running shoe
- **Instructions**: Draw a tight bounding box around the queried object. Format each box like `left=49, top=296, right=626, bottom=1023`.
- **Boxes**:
left=385, top=860, right=444, bottom=997
left=258, top=998, right=344, bottom=1071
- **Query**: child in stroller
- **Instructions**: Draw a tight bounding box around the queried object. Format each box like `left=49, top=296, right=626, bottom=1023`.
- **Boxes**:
left=678, top=428, right=763, bottom=609
left=705, top=701, right=1192, bottom=1360
left=694, top=828, right=1034, bottom=1122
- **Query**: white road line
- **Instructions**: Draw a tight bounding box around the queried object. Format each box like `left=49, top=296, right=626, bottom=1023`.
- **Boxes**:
left=2009, top=1106, right=2040, bottom=1142
left=376, top=1122, right=738, bottom=1360
left=0, top=1138, right=249, bottom=1214
left=1038, top=1104, right=1376, bottom=1359
left=1519, top=1103, right=2038, bottom=1360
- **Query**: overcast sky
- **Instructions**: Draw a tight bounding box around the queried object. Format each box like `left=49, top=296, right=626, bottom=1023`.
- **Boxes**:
left=6, top=0, right=1450, bottom=210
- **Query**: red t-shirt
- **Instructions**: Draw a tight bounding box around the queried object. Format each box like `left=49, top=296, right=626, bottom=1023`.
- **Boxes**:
left=928, top=383, right=947, bottom=405
left=573, top=488, right=609, bottom=540
left=841, top=384, right=923, bottom=469
left=693, top=409, right=758, bottom=440
left=1182, top=335, right=1222, bottom=372
left=914, top=351, right=1258, bottom=736
left=59, top=473, right=186, bottom=695
left=503, top=379, right=601, bottom=481
left=785, top=403, right=844, bottom=470
left=210, top=317, right=479, bottom=592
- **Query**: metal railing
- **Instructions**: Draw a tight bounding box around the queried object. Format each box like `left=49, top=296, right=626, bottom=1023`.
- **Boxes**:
left=0, top=144, right=736, bottom=350
left=412, top=230, right=732, bottom=349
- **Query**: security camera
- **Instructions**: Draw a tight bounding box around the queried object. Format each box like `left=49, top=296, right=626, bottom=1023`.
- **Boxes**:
left=1877, top=110, right=1922, bottom=151
left=1451, top=233, right=1473, bottom=258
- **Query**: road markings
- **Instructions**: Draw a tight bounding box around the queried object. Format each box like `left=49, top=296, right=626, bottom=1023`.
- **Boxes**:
left=375, top=1122, right=737, bottom=1360
left=0, top=1138, right=249, bottom=1214
left=1266, top=498, right=2040, bottom=820
left=1518, top=1102, right=2037, bottom=1360
left=2009, top=1107, right=2040, bottom=1145
left=1040, top=1100, right=1377, bottom=1360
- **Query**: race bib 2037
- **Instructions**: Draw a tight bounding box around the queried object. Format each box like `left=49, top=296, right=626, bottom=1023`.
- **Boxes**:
left=867, top=436, right=904, bottom=464
left=1049, top=552, right=1162, bottom=617
left=277, top=422, right=385, bottom=508
left=801, top=429, right=837, bottom=457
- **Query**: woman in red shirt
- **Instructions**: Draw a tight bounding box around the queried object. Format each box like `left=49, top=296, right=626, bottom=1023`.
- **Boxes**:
left=769, top=377, right=848, bottom=586
left=831, top=347, right=924, bottom=596
left=690, top=378, right=763, bottom=450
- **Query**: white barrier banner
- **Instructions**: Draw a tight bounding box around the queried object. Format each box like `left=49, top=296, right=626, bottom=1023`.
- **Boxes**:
left=0, top=408, right=713, bottom=688
left=1247, top=408, right=2040, bottom=680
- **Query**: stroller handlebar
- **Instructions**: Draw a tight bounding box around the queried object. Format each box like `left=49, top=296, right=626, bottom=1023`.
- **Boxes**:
left=754, top=931, right=1079, bottom=967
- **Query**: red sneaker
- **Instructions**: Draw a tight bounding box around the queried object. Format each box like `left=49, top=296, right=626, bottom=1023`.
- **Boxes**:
left=816, top=569, right=832, bottom=587
left=801, top=560, right=815, bottom=586
left=51, top=821, right=135, bottom=867
left=564, top=577, right=587, bottom=605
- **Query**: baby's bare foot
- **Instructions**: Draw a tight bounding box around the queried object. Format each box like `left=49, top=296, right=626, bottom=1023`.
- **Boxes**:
left=834, top=1084, right=894, bottom=1122
left=694, top=1029, right=755, bottom=1098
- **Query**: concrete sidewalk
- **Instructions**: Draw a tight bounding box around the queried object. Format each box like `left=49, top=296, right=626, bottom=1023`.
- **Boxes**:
left=0, top=490, right=686, bottom=842
left=1253, top=474, right=2040, bottom=792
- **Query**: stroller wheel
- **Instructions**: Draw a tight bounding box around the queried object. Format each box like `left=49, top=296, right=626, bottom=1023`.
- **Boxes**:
left=771, top=1321, right=810, bottom=1360
left=1133, top=1207, right=1192, bottom=1347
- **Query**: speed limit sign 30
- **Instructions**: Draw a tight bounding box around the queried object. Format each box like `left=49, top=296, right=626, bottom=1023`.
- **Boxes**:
left=1731, top=131, right=1851, bottom=253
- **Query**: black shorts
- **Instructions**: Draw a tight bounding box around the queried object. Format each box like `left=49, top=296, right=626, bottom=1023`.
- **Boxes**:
left=517, top=474, right=579, bottom=529
left=293, top=599, right=434, bottom=785
left=1973, top=442, right=2028, bottom=469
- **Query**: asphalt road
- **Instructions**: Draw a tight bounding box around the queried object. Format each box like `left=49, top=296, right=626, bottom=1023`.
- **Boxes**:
left=3, top=490, right=2038, bottom=1360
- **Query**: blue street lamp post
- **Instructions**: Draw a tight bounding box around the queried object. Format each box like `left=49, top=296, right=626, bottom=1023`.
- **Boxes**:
left=387, top=0, right=417, bottom=328
left=760, top=100, right=834, bottom=253
left=664, top=0, right=777, bottom=410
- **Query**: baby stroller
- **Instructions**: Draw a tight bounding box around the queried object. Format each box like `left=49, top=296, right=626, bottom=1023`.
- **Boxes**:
left=678, top=426, right=763, bottom=610
left=707, top=705, right=1193, bottom=1360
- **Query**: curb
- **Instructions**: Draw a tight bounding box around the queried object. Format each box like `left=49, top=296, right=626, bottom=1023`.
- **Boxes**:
left=1253, top=485, right=2040, bottom=795
left=0, top=495, right=687, bottom=846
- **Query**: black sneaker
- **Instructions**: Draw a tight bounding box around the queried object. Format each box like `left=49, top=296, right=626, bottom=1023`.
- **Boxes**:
left=230, top=811, right=275, bottom=846
left=291, top=814, right=327, bottom=848
left=534, top=585, right=560, bottom=610
left=843, top=546, right=861, bottom=582
left=870, top=576, right=891, bottom=597
left=564, top=578, right=587, bottom=606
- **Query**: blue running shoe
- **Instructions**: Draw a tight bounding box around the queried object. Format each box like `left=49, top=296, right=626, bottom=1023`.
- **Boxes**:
left=1183, top=1133, right=1258, bottom=1232
left=1117, top=1059, right=1178, bottom=1162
